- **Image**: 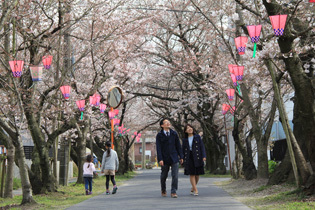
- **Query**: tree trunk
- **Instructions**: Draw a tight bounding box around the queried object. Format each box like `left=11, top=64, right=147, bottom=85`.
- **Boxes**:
left=75, top=122, right=88, bottom=184
left=232, top=117, right=257, bottom=180
left=15, top=137, right=36, bottom=205
left=4, top=141, right=14, bottom=198
left=257, top=139, right=269, bottom=179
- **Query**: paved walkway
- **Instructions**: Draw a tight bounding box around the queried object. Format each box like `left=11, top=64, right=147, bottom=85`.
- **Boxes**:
left=66, top=169, right=251, bottom=210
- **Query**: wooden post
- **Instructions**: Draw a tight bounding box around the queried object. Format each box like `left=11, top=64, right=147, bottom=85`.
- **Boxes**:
left=265, top=59, right=299, bottom=187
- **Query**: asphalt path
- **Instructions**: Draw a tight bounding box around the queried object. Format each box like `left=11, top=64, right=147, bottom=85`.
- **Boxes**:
left=66, top=168, right=252, bottom=210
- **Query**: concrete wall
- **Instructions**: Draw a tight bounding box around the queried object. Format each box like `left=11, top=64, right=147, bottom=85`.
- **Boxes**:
left=13, top=160, right=73, bottom=179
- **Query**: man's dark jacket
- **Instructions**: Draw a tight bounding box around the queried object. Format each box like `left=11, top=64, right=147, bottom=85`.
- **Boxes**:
left=156, top=129, right=183, bottom=165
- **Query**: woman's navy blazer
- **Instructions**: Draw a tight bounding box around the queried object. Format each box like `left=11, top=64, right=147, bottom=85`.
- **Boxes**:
left=182, top=134, right=206, bottom=168
left=156, top=129, right=183, bottom=165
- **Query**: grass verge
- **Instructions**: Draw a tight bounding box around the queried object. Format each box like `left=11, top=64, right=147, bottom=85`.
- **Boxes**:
left=0, top=171, right=135, bottom=210
left=217, top=178, right=315, bottom=210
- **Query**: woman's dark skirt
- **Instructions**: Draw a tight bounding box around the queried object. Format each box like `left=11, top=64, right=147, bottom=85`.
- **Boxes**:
left=184, top=151, right=205, bottom=175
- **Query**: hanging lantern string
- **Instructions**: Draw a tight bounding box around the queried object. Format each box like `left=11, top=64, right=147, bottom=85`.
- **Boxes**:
left=236, top=81, right=242, bottom=95
left=80, top=112, right=83, bottom=120
left=253, top=42, right=257, bottom=58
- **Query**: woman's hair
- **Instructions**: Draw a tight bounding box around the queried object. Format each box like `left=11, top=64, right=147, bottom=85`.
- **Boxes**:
left=105, top=141, right=111, bottom=157
left=184, top=124, right=196, bottom=139
left=86, top=154, right=92, bottom=167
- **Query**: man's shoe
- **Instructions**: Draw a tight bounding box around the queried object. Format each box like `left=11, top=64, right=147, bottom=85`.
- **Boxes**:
left=161, top=190, right=167, bottom=197
left=171, top=193, right=178, bottom=198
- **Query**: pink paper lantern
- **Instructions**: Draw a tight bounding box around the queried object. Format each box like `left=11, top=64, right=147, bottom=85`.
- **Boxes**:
left=113, top=118, right=120, bottom=126
left=234, top=36, right=248, bottom=55
left=233, top=66, right=244, bottom=81
left=228, top=64, right=237, bottom=74
left=100, top=104, right=107, bottom=113
left=226, top=89, right=235, bottom=100
left=108, top=110, right=115, bottom=119
left=60, top=86, right=71, bottom=99
left=42, top=55, right=53, bottom=69
left=30, top=66, right=43, bottom=81
left=310, top=0, right=315, bottom=2
left=93, top=93, right=101, bottom=106
left=269, top=15, right=287, bottom=36
left=76, top=100, right=85, bottom=112
left=222, top=104, right=230, bottom=115
left=247, top=25, right=262, bottom=43
left=9, top=60, right=24, bottom=78
left=230, top=74, right=237, bottom=86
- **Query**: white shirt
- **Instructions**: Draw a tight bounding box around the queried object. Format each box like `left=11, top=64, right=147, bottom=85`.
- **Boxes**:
left=188, top=136, right=194, bottom=151
left=83, top=162, right=96, bottom=177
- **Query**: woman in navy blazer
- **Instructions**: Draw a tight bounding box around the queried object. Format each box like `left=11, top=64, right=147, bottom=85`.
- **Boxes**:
left=182, top=124, right=206, bottom=196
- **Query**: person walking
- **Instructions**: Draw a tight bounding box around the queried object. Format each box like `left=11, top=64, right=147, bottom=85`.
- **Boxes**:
left=182, top=124, right=206, bottom=196
left=156, top=118, right=183, bottom=198
left=83, top=154, right=96, bottom=195
left=101, top=141, right=119, bottom=195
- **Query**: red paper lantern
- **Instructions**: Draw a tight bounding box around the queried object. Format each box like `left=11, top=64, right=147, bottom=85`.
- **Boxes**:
left=222, top=104, right=230, bottom=115
left=42, top=55, right=53, bottom=69
left=234, top=36, right=248, bottom=55
left=60, top=86, right=71, bottom=99
left=247, top=25, right=262, bottom=43
left=100, top=104, right=107, bottom=113
left=310, top=0, right=315, bottom=2
left=76, top=100, right=85, bottom=112
left=113, top=118, right=120, bottom=126
left=9, top=60, right=24, bottom=78
left=228, top=64, right=237, bottom=74
left=30, top=66, right=43, bottom=81
left=89, top=93, right=100, bottom=106
left=233, top=66, right=244, bottom=81
left=269, top=15, right=287, bottom=36
left=230, top=74, right=237, bottom=86
left=226, top=89, right=235, bottom=100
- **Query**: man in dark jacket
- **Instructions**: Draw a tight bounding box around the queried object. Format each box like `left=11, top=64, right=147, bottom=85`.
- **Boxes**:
left=156, top=118, right=183, bottom=198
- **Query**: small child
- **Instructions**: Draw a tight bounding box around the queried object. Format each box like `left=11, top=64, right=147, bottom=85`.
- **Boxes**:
left=83, top=154, right=96, bottom=195
left=101, top=141, right=119, bottom=195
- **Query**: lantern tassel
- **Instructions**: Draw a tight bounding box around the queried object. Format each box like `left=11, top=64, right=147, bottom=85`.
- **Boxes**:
left=253, top=43, right=257, bottom=58
left=80, top=112, right=83, bottom=120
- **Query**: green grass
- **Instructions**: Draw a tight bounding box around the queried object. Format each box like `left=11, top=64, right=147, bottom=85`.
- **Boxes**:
left=0, top=171, right=135, bottom=210
left=201, top=170, right=232, bottom=178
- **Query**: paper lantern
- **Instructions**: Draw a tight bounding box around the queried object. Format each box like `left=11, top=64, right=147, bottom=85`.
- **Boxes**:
left=60, top=86, right=71, bottom=99
left=42, top=55, right=53, bottom=69
left=234, top=36, right=248, bottom=55
left=76, top=100, right=85, bottom=120
left=108, top=110, right=118, bottom=119
left=100, top=104, right=107, bottom=113
left=269, top=15, right=287, bottom=36
left=226, top=89, right=235, bottom=100
left=230, top=74, right=237, bottom=86
left=93, top=93, right=101, bottom=106
left=9, top=60, right=24, bottom=78
left=247, top=25, right=262, bottom=58
left=228, top=64, right=237, bottom=74
left=222, top=104, right=230, bottom=115
left=113, top=118, right=120, bottom=126
left=76, top=100, right=85, bottom=112
left=310, top=0, right=315, bottom=2
left=30, top=66, right=43, bottom=81
left=233, top=66, right=244, bottom=81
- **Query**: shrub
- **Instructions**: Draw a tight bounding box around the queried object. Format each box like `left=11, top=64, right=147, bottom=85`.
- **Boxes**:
left=268, top=160, right=277, bottom=174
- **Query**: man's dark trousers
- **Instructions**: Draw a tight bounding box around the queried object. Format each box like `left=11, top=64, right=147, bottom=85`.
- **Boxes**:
left=161, top=162, right=179, bottom=194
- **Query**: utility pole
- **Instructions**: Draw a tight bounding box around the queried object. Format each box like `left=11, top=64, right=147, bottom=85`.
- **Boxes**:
left=141, top=136, right=146, bottom=169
